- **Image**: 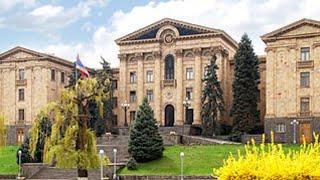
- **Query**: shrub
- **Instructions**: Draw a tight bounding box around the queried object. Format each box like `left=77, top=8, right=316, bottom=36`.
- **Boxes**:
left=214, top=133, right=320, bottom=179
left=127, top=158, right=138, bottom=170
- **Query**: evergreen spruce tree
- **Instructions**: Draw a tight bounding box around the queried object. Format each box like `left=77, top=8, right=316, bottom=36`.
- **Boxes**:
left=201, top=54, right=224, bottom=137
left=231, top=34, right=260, bottom=141
left=17, top=136, right=32, bottom=164
left=128, top=98, right=164, bottom=162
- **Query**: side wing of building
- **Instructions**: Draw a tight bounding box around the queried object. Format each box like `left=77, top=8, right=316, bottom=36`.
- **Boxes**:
left=262, top=18, right=320, bottom=143
left=0, top=46, right=73, bottom=144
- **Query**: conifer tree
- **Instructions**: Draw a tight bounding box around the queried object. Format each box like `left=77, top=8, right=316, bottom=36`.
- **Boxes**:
left=128, top=98, right=164, bottom=162
left=17, top=136, right=32, bottom=164
left=201, top=54, right=224, bottom=137
left=231, top=34, right=260, bottom=140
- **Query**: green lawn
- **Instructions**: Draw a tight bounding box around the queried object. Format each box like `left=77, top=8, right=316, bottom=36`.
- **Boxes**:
left=119, top=144, right=300, bottom=176
left=0, top=146, right=19, bottom=175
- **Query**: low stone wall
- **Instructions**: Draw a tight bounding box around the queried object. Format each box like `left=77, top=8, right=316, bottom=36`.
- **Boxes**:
left=0, top=174, right=16, bottom=179
left=182, top=136, right=240, bottom=145
left=118, top=175, right=214, bottom=180
left=118, top=126, right=191, bottom=136
left=21, top=163, right=49, bottom=179
left=242, top=134, right=263, bottom=144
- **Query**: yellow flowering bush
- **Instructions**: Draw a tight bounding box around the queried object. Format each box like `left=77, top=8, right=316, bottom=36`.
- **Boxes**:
left=214, top=133, right=320, bottom=179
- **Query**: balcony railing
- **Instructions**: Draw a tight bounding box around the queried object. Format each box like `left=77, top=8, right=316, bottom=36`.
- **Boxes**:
left=300, top=111, right=311, bottom=117
left=162, top=79, right=176, bottom=87
left=297, top=60, right=314, bottom=69
left=16, top=79, right=27, bottom=86
left=15, top=120, right=25, bottom=126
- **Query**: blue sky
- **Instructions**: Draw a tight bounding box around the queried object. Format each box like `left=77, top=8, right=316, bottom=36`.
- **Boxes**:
left=1, top=0, right=320, bottom=68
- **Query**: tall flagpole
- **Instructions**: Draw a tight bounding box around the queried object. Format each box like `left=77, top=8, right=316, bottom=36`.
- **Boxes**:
left=75, top=54, right=79, bottom=94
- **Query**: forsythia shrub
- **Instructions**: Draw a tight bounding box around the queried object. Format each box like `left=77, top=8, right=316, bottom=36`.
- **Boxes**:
left=214, top=133, right=320, bottom=179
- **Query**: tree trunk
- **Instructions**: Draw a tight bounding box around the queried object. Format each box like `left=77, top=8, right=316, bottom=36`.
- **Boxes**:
left=77, top=168, right=88, bottom=178
left=76, top=102, right=89, bottom=178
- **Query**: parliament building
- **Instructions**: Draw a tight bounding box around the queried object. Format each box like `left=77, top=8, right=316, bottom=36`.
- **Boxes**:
left=1, top=18, right=320, bottom=144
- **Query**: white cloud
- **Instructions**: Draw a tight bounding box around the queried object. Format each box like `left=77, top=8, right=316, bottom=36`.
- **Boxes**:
left=0, top=0, right=36, bottom=11
left=4, top=0, right=108, bottom=31
left=30, top=5, right=64, bottom=17
left=42, top=0, right=320, bottom=68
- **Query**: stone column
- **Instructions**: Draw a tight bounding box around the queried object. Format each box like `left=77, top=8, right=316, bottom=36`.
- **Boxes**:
left=118, top=54, right=127, bottom=127
left=175, top=49, right=184, bottom=125
left=154, top=51, right=162, bottom=124
left=265, top=48, right=276, bottom=118
left=136, top=53, right=144, bottom=105
left=193, top=48, right=202, bottom=125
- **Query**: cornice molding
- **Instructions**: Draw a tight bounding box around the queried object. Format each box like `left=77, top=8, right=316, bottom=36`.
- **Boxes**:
left=117, top=32, right=238, bottom=50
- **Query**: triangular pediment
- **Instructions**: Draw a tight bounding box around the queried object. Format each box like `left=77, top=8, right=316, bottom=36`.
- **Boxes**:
left=261, top=18, right=320, bottom=42
left=0, top=46, right=45, bottom=61
left=115, top=18, right=222, bottom=43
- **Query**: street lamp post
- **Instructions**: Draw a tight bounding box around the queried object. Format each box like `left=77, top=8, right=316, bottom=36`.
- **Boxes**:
left=180, top=152, right=184, bottom=180
left=99, top=149, right=104, bottom=180
left=291, top=119, right=299, bottom=144
left=121, top=101, right=130, bottom=127
left=18, top=150, right=22, bottom=178
left=182, top=97, right=190, bottom=143
left=113, top=148, right=117, bottom=180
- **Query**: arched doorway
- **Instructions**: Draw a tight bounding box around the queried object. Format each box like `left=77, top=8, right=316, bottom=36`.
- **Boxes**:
left=165, top=105, right=174, bottom=126
left=165, top=54, right=174, bottom=80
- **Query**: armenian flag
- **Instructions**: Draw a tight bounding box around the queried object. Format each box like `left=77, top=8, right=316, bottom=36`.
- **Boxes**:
left=75, top=54, right=89, bottom=77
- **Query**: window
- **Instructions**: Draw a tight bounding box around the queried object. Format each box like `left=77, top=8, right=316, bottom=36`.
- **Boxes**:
left=301, top=47, right=310, bottom=61
left=112, top=97, right=118, bottom=108
left=146, top=70, right=154, bottom=82
left=300, top=97, right=310, bottom=113
left=130, top=91, right=136, bottom=103
left=275, top=124, right=286, bottom=133
left=130, top=111, right=136, bottom=123
left=51, top=69, right=55, bottom=81
left=16, top=129, right=24, bottom=144
left=18, top=89, right=24, bottom=101
left=186, top=68, right=194, bottom=80
left=300, top=72, right=310, bottom=87
left=130, top=72, right=137, bottom=83
left=18, top=109, right=25, bottom=121
left=112, top=115, right=118, bottom=126
left=165, top=54, right=174, bottom=80
left=61, top=72, right=65, bottom=83
left=186, top=87, right=193, bottom=100
left=112, top=80, right=118, bottom=89
left=18, top=69, right=25, bottom=80
left=147, top=90, right=154, bottom=102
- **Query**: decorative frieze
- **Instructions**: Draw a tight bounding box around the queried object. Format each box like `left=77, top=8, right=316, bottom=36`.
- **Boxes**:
left=175, top=49, right=184, bottom=58
left=118, top=54, right=127, bottom=61
left=193, top=48, right=202, bottom=56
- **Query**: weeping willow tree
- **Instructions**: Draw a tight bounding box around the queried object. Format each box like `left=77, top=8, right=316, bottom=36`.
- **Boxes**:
left=29, top=78, right=109, bottom=177
left=0, top=113, right=7, bottom=147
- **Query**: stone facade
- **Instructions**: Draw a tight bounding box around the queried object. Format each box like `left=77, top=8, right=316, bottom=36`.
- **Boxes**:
left=114, top=18, right=266, bottom=129
left=0, top=46, right=73, bottom=144
left=115, top=18, right=238, bottom=127
left=262, top=18, right=320, bottom=143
